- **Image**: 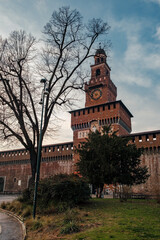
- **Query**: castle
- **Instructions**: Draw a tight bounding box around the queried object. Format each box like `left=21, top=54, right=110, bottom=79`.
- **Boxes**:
left=0, top=48, right=160, bottom=195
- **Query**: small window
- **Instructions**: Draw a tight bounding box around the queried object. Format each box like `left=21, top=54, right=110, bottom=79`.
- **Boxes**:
left=96, top=69, right=101, bottom=76
left=153, top=133, right=156, bottom=141
left=83, top=109, right=85, bottom=115
left=74, top=112, right=76, bottom=117
left=88, top=109, right=90, bottom=114
left=108, top=105, right=110, bottom=110
left=78, top=111, right=80, bottom=116
left=14, top=177, right=16, bottom=183
left=92, top=108, right=95, bottom=113
left=18, top=180, right=21, bottom=186
left=101, top=57, right=103, bottom=62
left=139, top=136, right=142, bottom=142
left=97, top=106, right=100, bottom=112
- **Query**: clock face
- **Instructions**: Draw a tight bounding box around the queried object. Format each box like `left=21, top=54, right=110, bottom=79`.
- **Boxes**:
left=91, top=89, right=102, bottom=100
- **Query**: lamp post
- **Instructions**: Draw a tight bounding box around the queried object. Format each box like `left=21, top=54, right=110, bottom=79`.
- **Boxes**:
left=33, top=78, right=48, bottom=219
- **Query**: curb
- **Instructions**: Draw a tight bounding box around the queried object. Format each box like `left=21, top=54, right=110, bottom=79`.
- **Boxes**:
left=0, top=208, right=26, bottom=240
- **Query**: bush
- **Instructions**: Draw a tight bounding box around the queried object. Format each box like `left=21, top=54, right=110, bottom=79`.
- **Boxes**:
left=60, top=222, right=80, bottom=234
left=20, top=174, right=91, bottom=209
left=50, top=174, right=91, bottom=207
left=19, top=188, right=33, bottom=204
left=22, top=205, right=32, bottom=218
left=1, top=201, right=6, bottom=209
left=31, top=220, right=43, bottom=230
left=63, top=209, right=81, bottom=224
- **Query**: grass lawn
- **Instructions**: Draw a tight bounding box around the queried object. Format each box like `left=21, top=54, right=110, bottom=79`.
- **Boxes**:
left=1, top=198, right=160, bottom=240
left=68, top=199, right=160, bottom=240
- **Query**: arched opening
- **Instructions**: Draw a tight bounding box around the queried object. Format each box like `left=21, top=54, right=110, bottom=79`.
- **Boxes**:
left=0, top=177, right=4, bottom=192
left=96, top=69, right=101, bottom=76
left=96, top=58, right=100, bottom=64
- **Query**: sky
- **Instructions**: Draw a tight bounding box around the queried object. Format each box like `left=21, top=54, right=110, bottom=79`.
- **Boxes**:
left=0, top=0, right=160, bottom=146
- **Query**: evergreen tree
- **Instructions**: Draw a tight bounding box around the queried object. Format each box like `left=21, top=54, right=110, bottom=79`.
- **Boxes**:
left=76, top=126, right=149, bottom=198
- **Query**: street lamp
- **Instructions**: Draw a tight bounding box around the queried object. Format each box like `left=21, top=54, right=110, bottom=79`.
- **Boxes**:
left=33, top=79, right=49, bottom=219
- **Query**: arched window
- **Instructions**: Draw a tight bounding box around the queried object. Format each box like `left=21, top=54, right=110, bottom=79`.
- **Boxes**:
left=96, top=69, right=101, bottom=76
left=96, top=58, right=100, bottom=64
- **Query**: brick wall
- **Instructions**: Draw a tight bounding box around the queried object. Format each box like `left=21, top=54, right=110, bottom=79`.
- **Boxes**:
left=129, top=131, right=160, bottom=195
left=0, top=142, right=73, bottom=192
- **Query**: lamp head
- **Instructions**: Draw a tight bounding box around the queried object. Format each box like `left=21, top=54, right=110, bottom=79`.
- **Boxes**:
left=44, top=90, right=49, bottom=95
left=40, top=78, right=47, bottom=84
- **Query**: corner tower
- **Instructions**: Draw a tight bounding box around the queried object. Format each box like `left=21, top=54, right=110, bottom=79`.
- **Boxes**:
left=70, top=48, right=133, bottom=163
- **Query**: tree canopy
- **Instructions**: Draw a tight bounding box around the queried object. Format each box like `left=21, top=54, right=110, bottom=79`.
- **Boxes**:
left=76, top=126, right=149, bottom=197
left=0, top=6, right=110, bottom=179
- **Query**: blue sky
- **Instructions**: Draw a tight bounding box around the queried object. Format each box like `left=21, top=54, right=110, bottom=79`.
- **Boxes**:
left=0, top=0, right=160, bottom=145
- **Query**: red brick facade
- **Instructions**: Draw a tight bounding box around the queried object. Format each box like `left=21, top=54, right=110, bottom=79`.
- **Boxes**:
left=0, top=48, right=160, bottom=195
left=0, top=142, right=73, bottom=192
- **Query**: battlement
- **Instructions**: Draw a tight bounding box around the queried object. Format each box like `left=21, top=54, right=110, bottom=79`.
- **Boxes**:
left=0, top=142, right=73, bottom=164
left=127, top=130, right=160, bottom=150
left=1, top=130, right=160, bottom=164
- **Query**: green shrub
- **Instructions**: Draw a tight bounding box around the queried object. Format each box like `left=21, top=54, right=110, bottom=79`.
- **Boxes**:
left=60, top=222, right=80, bottom=234
left=63, top=209, right=81, bottom=224
left=49, top=174, right=91, bottom=207
left=1, top=201, right=6, bottom=209
left=31, top=220, right=43, bottom=230
left=20, top=174, right=91, bottom=209
left=19, top=188, right=33, bottom=204
left=55, top=202, right=69, bottom=213
left=22, top=205, right=32, bottom=218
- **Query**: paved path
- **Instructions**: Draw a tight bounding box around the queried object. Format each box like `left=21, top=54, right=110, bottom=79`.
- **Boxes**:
left=0, top=212, right=23, bottom=240
left=0, top=195, right=19, bottom=204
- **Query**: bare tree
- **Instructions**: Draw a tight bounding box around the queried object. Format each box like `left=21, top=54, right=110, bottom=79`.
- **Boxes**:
left=0, top=6, right=110, bottom=180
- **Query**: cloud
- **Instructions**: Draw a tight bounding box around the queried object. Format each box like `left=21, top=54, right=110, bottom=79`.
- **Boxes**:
left=110, top=16, right=160, bottom=87
left=154, top=84, right=160, bottom=100
left=145, top=0, right=160, bottom=4
left=108, top=14, right=160, bottom=133
left=34, top=0, right=48, bottom=14
left=155, top=26, right=160, bottom=40
left=117, top=85, right=160, bottom=133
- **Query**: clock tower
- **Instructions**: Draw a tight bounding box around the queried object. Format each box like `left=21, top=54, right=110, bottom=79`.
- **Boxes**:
left=70, top=48, right=133, bottom=164
left=85, top=48, right=117, bottom=107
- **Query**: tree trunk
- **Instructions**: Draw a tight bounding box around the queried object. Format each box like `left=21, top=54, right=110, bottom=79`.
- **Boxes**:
left=98, top=184, right=104, bottom=198
left=96, top=188, right=99, bottom=198
left=29, top=147, right=37, bottom=186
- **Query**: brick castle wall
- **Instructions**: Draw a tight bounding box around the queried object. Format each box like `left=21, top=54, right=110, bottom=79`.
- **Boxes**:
left=0, top=142, right=73, bottom=192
